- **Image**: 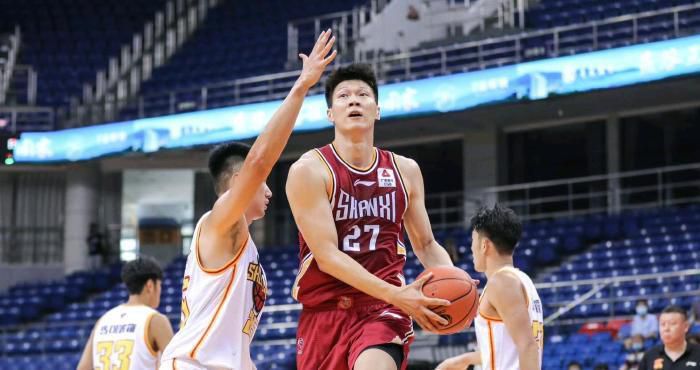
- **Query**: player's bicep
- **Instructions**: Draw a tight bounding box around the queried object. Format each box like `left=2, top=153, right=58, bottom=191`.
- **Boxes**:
left=399, top=157, right=436, bottom=250
left=151, top=313, right=174, bottom=353
left=286, top=161, right=338, bottom=256
left=489, top=276, right=537, bottom=350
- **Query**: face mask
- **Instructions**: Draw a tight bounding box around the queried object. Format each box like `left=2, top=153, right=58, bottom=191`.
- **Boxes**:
left=636, top=306, right=648, bottom=315
left=632, top=342, right=643, bottom=351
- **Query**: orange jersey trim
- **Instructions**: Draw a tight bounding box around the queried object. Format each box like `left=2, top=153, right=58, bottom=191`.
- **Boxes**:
left=479, top=285, right=503, bottom=322
left=189, top=264, right=238, bottom=359
left=480, top=310, right=503, bottom=322
left=195, top=224, right=249, bottom=275
left=487, top=320, right=496, bottom=370
left=292, top=253, right=314, bottom=300
left=144, top=312, right=158, bottom=357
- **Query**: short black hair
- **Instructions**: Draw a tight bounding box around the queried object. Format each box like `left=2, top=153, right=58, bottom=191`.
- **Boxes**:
left=121, top=257, right=163, bottom=295
left=470, top=204, right=523, bottom=255
left=661, top=305, right=688, bottom=320
left=324, top=63, right=379, bottom=108
left=207, top=142, right=251, bottom=195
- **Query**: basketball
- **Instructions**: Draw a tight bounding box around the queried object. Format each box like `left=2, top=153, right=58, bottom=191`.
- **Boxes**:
left=418, top=266, right=479, bottom=335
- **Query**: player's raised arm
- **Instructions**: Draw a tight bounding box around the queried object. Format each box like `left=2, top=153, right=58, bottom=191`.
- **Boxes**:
left=487, top=272, right=541, bottom=370
left=205, top=30, right=336, bottom=237
left=395, top=155, right=454, bottom=268
left=287, top=152, right=451, bottom=333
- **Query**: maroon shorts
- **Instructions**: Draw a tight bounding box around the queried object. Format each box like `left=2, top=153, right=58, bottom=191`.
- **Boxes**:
left=295, top=297, right=414, bottom=370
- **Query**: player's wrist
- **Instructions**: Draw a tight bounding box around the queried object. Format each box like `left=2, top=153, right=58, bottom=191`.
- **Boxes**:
left=293, top=77, right=314, bottom=93
left=382, top=285, right=402, bottom=306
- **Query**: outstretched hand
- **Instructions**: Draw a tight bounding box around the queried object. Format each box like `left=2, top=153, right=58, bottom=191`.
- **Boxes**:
left=297, top=29, right=337, bottom=90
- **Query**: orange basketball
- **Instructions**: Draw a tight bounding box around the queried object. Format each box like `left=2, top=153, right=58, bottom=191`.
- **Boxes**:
left=417, top=266, right=479, bottom=335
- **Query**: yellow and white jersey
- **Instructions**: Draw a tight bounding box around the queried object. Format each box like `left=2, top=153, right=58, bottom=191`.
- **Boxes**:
left=91, top=304, right=160, bottom=370
left=475, top=267, right=544, bottom=370
left=160, top=213, right=267, bottom=370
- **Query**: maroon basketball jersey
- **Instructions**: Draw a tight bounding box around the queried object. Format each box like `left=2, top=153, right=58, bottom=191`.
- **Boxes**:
left=293, top=143, right=409, bottom=308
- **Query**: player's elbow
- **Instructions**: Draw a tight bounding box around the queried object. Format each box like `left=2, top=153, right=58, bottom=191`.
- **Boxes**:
left=314, top=254, right=333, bottom=274
left=412, top=237, right=435, bottom=254
left=516, top=338, right=540, bottom=362
left=246, top=148, right=274, bottom=176
left=313, top=248, right=340, bottom=274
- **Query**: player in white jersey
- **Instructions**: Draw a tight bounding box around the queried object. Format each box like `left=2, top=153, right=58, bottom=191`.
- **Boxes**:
left=77, top=257, right=174, bottom=370
left=437, top=205, right=543, bottom=370
left=158, top=30, right=337, bottom=370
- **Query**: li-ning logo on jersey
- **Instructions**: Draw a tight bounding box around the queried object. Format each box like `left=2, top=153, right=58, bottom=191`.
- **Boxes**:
left=353, top=179, right=376, bottom=187
left=335, top=189, right=397, bottom=222
left=242, top=262, right=267, bottom=337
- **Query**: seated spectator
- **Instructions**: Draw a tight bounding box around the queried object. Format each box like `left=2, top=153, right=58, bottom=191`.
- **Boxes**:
left=631, top=299, right=658, bottom=339
left=620, top=334, right=646, bottom=370
left=568, top=361, right=583, bottom=370
left=691, top=299, right=700, bottom=325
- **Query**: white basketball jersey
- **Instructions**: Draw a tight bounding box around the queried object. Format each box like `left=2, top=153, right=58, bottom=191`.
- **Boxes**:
left=474, top=267, right=543, bottom=370
left=91, top=304, right=159, bottom=370
left=160, top=213, right=267, bottom=370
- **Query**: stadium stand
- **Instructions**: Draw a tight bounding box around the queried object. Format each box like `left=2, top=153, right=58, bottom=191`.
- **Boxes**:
left=526, top=0, right=699, bottom=29
left=4, top=0, right=700, bottom=130
left=0, top=205, right=697, bottom=369
left=0, top=0, right=169, bottom=107
left=116, top=0, right=700, bottom=122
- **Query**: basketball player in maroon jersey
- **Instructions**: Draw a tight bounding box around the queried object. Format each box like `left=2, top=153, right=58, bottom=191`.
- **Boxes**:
left=286, top=64, right=456, bottom=370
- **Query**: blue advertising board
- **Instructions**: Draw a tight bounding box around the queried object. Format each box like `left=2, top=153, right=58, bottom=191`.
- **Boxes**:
left=14, top=34, right=700, bottom=162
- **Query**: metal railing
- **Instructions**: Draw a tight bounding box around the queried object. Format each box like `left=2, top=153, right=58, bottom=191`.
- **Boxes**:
left=479, top=162, right=700, bottom=221
left=539, top=269, right=700, bottom=324
left=0, top=106, right=53, bottom=133
left=0, top=26, right=20, bottom=105
left=264, top=162, right=700, bottom=246
left=60, top=3, right=700, bottom=127
left=65, top=0, right=219, bottom=127
left=286, top=7, right=367, bottom=67
left=426, top=191, right=470, bottom=230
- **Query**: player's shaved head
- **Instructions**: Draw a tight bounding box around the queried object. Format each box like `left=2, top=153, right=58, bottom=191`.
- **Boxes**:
left=208, top=142, right=251, bottom=195
left=325, top=63, right=378, bottom=107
